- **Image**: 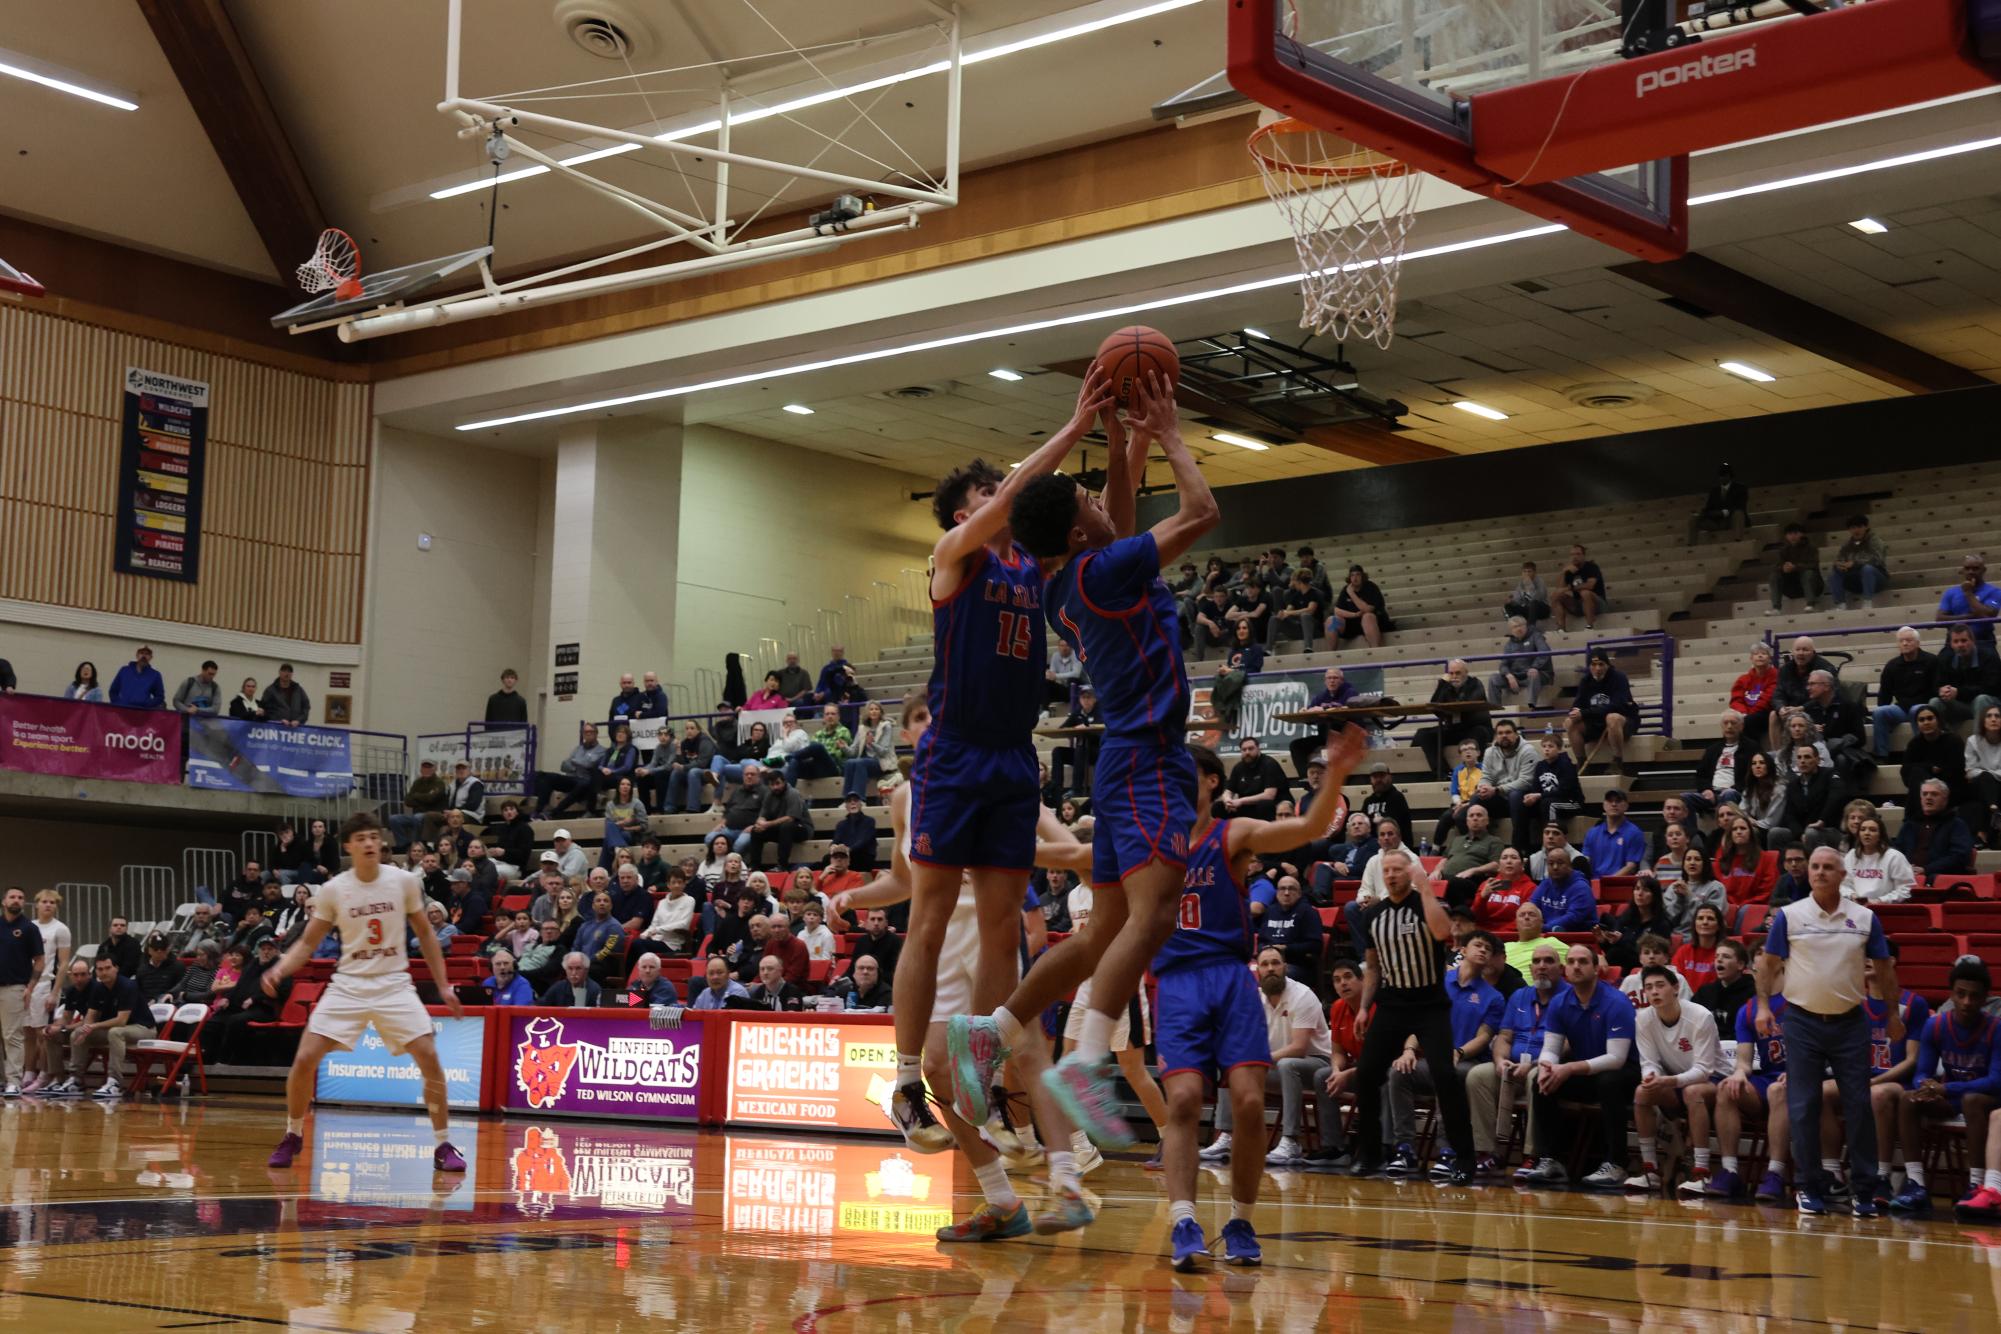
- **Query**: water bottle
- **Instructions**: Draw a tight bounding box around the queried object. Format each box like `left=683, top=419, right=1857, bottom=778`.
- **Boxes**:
left=1418, top=838, right=1433, bottom=857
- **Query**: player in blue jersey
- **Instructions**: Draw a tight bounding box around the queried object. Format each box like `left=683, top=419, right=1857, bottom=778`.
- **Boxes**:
left=1160, top=729, right=1363, bottom=1271
left=1888, top=957, right=2000, bottom=1214
left=1842, top=941, right=1929, bottom=1195
left=946, top=372, right=1220, bottom=1158
left=1709, top=981, right=1795, bottom=1202
left=889, top=366, right=1116, bottom=1153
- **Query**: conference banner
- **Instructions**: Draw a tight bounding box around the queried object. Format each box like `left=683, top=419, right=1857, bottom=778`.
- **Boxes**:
left=505, top=1011, right=706, bottom=1121
left=313, top=1015, right=486, bottom=1111
left=1189, top=663, right=1387, bottom=757
left=185, top=717, right=354, bottom=797
left=0, top=695, right=182, bottom=784
left=722, top=1014, right=904, bottom=1135
left=114, top=366, right=208, bottom=583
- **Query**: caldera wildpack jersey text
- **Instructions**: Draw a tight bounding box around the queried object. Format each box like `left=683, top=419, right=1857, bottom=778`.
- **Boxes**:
left=312, top=866, right=426, bottom=978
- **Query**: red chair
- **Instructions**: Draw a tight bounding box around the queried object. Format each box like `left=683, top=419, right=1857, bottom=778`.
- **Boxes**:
left=1890, top=933, right=1960, bottom=968
left=497, top=894, right=532, bottom=914
left=1902, top=962, right=1955, bottom=1003
left=1737, top=904, right=1770, bottom=937
left=1941, top=902, right=2001, bottom=934
left=1597, top=876, right=1637, bottom=907
left=807, top=959, right=832, bottom=987
left=1330, top=881, right=1362, bottom=906
left=1961, top=933, right=2001, bottom=960
left=127, top=1003, right=214, bottom=1097
left=1875, top=903, right=1941, bottom=934
left=1316, top=906, right=1339, bottom=931
left=1923, top=873, right=1996, bottom=901
left=447, top=934, right=485, bottom=956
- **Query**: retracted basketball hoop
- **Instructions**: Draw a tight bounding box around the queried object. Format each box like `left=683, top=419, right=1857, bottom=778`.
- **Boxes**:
left=296, top=228, right=365, bottom=303
left=1248, top=112, right=1420, bottom=351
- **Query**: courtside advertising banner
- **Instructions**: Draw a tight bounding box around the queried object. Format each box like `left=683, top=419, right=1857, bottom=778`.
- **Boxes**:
left=506, top=1123, right=700, bottom=1219
left=313, top=1015, right=485, bottom=1110
left=722, top=1134, right=959, bottom=1244
left=0, top=695, right=181, bottom=784
left=185, top=717, right=354, bottom=797
left=114, top=366, right=207, bottom=582
left=506, top=1012, right=705, bottom=1120
left=311, top=1109, right=477, bottom=1211
left=723, top=1015, right=903, bottom=1135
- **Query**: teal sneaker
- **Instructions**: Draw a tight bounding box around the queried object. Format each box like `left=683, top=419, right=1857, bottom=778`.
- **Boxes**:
left=1032, top=1184, right=1097, bottom=1235
left=946, top=1015, right=1010, bottom=1126
left=1042, top=1052, right=1134, bottom=1150
left=936, top=1200, right=1032, bottom=1242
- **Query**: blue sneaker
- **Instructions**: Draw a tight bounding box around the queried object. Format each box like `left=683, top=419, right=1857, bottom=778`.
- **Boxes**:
left=1219, top=1218, right=1262, bottom=1266
left=1703, top=1168, right=1742, bottom=1199
left=1852, top=1195, right=1883, bottom=1220
left=1888, top=1181, right=1933, bottom=1215
left=1753, top=1171, right=1787, bottom=1204
left=936, top=1201, right=1032, bottom=1242
left=1041, top=1053, right=1134, bottom=1151
left=945, top=1015, right=1010, bottom=1127
left=1795, top=1187, right=1828, bottom=1217
left=1170, top=1218, right=1209, bottom=1271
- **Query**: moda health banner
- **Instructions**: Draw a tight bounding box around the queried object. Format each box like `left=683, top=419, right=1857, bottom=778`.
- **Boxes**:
left=0, top=695, right=182, bottom=784
left=185, top=717, right=354, bottom=797
left=313, top=1015, right=486, bottom=1111
left=506, top=1011, right=706, bottom=1121
left=115, top=366, right=207, bottom=582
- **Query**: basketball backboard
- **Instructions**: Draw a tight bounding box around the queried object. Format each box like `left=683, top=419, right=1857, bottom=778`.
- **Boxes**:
left=0, top=254, right=45, bottom=297
left=271, top=247, right=493, bottom=331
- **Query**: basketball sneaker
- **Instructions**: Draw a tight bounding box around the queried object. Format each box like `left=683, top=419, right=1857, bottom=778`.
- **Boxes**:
left=982, top=1086, right=1023, bottom=1157
left=434, top=1143, right=467, bottom=1172
left=891, top=1081, right=953, bottom=1153
left=268, top=1133, right=304, bottom=1168
left=1887, top=1181, right=1933, bottom=1215
left=1042, top=1053, right=1133, bottom=1150
left=1170, top=1218, right=1208, bottom=1271
left=946, top=1015, right=1010, bottom=1125
left=1218, top=1219, right=1262, bottom=1266
left=1677, top=1168, right=1713, bottom=1197
left=1703, top=1168, right=1742, bottom=1198
left=1032, top=1184, right=1096, bottom=1234
left=936, top=1201, right=1031, bottom=1242
left=1753, top=1171, right=1788, bottom=1204
left=1197, top=1132, right=1233, bottom=1162
left=1955, top=1186, right=2001, bottom=1220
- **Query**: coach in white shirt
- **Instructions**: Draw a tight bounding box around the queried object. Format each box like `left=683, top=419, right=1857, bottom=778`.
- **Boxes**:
left=1756, top=845, right=1902, bottom=1211
left=1210, top=946, right=1334, bottom=1165
left=1357, top=819, right=1424, bottom=907
left=1627, top=963, right=1726, bottom=1190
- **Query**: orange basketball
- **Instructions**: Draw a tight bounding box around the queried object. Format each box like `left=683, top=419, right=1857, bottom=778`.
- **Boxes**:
left=1093, top=326, right=1179, bottom=408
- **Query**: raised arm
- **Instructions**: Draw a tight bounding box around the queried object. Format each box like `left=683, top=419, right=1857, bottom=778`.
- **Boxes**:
left=1102, top=406, right=1138, bottom=540
left=1035, top=802, right=1094, bottom=873
left=834, top=785, right=915, bottom=913
left=1232, top=727, right=1367, bottom=856
left=932, top=365, right=1113, bottom=599
left=1129, top=374, right=1218, bottom=569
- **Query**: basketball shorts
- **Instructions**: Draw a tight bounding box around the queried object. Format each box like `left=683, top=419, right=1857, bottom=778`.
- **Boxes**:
left=1088, top=740, right=1197, bottom=888
left=908, top=731, right=1039, bottom=871
left=1154, top=959, right=1270, bottom=1081
left=306, top=973, right=436, bottom=1056
left=1750, top=1072, right=1783, bottom=1103
left=1064, top=975, right=1151, bottom=1051
left=27, top=978, right=55, bottom=1027
left=932, top=898, right=1020, bottom=1019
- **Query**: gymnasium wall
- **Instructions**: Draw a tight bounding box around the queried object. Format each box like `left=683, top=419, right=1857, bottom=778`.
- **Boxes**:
left=0, top=304, right=371, bottom=652
left=672, top=425, right=937, bottom=695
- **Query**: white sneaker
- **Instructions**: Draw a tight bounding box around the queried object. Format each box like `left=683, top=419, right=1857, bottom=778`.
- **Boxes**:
left=2, top=1081, right=18, bottom=1098
left=92, top=1080, right=122, bottom=1101
left=1198, top=1132, right=1233, bottom=1162
left=1266, top=1137, right=1303, bottom=1165
left=1584, top=1161, right=1628, bottom=1190
left=1623, top=1168, right=1661, bottom=1192
left=47, top=1078, right=78, bottom=1095
left=1075, top=1142, right=1105, bottom=1176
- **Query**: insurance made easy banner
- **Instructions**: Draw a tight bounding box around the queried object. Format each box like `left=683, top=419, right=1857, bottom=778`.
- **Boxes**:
left=115, top=366, right=207, bottom=582
left=0, top=695, right=182, bottom=784
left=185, top=717, right=354, bottom=797
left=313, top=1016, right=486, bottom=1111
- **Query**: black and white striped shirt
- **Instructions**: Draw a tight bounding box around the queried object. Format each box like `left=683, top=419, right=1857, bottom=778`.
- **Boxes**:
left=1354, top=892, right=1450, bottom=1002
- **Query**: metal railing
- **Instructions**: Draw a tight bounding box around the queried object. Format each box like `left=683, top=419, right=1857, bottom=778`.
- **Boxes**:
left=51, top=881, right=112, bottom=953
left=182, top=848, right=236, bottom=907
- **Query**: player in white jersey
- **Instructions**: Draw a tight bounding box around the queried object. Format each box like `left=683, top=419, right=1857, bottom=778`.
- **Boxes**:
left=262, top=811, right=467, bottom=1171
left=832, top=691, right=1095, bottom=1237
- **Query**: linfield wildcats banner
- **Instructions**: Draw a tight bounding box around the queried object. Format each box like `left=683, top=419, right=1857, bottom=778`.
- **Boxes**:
left=114, top=366, right=207, bottom=583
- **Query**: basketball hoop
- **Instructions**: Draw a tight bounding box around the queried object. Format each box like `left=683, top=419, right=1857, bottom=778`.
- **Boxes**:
left=1248, top=115, right=1421, bottom=350
left=296, top=228, right=365, bottom=302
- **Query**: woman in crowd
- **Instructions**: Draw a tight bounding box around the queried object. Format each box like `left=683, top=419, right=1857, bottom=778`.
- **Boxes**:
left=1736, top=751, right=1786, bottom=837
left=1769, top=713, right=1830, bottom=781
left=1714, top=815, right=1778, bottom=906
left=1677, top=848, right=1730, bottom=930
left=65, top=662, right=102, bottom=702
left=1900, top=703, right=1966, bottom=809
left=1471, top=846, right=1536, bottom=932
left=274, top=884, right=313, bottom=944
left=1597, top=874, right=1676, bottom=971
left=642, top=874, right=697, bottom=956
left=845, top=700, right=898, bottom=800
left=600, top=776, right=649, bottom=869
left=1834, top=798, right=1881, bottom=854
left=697, top=835, right=733, bottom=886
left=1652, top=823, right=1694, bottom=884
left=1327, top=564, right=1391, bottom=649
left=230, top=677, right=266, bottom=721
left=1729, top=641, right=1779, bottom=744
left=1842, top=814, right=1915, bottom=903
left=711, top=721, right=772, bottom=792
left=1967, top=704, right=2001, bottom=846
left=744, top=672, right=790, bottom=711
left=1671, top=904, right=1726, bottom=992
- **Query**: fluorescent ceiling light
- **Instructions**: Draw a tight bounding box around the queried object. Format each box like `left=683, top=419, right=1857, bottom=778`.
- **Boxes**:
left=455, top=133, right=2001, bottom=432
left=1242, top=327, right=1271, bottom=339
left=429, top=0, right=1202, bottom=201
left=781, top=403, right=815, bottom=415
left=1717, top=361, right=1775, bottom=383
left=0, top=57, right=137, bottom=111
left=988, top=368, right=1024, bottom=381
left=1848, top=217, right=1889, bottom=234
left=1210, top=431, right=1270, bottom=451
left=1453, top=401, right=1508, bottom=421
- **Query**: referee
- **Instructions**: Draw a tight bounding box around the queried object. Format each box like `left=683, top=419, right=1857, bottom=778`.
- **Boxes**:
left=1756, top=844, right=1902, bottom=1217
left=1348, top=855, right=1476, bottom=1183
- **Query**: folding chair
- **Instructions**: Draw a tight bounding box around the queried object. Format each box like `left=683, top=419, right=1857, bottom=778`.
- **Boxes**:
left=129, top=1003, right=214, bottom=1097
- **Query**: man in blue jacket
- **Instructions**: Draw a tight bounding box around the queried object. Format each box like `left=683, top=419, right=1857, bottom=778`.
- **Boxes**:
left=1529, top=846, right=1598, bottom=932
left=484, top=951, right=535, bottom=1005
left=107, top=645, right=165, bottom=709
left=1893, top=779, right=1974, bottom=878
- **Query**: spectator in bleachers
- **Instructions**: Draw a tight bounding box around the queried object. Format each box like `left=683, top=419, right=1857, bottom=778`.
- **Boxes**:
left=1730, top=644, right=1779, bottom=746
left=1514, top=732, right=1582, bottom=855
left=1383, top=933, right=1502, bottom=1177
left=1889, top=957, right=1999, bottom=1214
left=1224, top=619, right=1268, bottom=676
left=598, top=778, right=648, bottom=869
left=760, top=912, right=810, bottom=988
left=483, top=951, right=533, bottom=1006
left=229, top=675, right=267, bottom=722
left=173, top=660, right=222, bottom=715
left=63, top=661, right=100, bottom=702
left=621, top=953, right=677, bottom=1008
left=1737, top=752, right=1787, bottom=841
left=795, top=902, right=838, bottom=962
left=1842, top=815, right=1914, bottom=903
left=1777, top=744, right=1849, bottom=850
left=782, top=706, right=849, bottom=784
left=500, top=911, right=537, bottom=956
left=847, top=908, right=900, bottom=985
left=1360, top=761, right=1414, bottom=846
left=842, top=702, right=896, bottom=802
left=1939, top=554, right=2001, bottom=648
left=712, top=763, right=769, bottom=853
left=1894, top=778, right=1975, bottom=877
left=1268, top=569, right=1323, bottom=653
left=1489, top=617, right=1553, bottom=711
left=1673, top=905, right=1727, bottom=993
left=1677, top=850, right=1730, bottom=931
left=1480, top=724, right=1537, bottom=829
left=1799, top=675, right=1868, bottom=769
left=1902, top=704, right=1966, bottom=809
left=1716, top=816, right=1779, bottom=905
left=1256, top=877, right=1322, bottom=987
left=260, top=663, right=310, bottom=727
left=1189, top=582, right=1229, bottom=662
left=446, top=868, right=490, bottom=934
left=462, top=838, right=500, bottom=899
left=516, top=921, right=565, bottom=991
left=1504, top=561, right=1550, bottom=629
left=1318, top=812, right=1377, bottom=888
left=845, top=955, right=892, bottom=1012
left=1689, top=463, right=1750, bottom=543
left=742, top=955, right=806, bottom=1011
left=485, top=668, right=528, bottom=723
left=574, top=892, right=625, bottom=984
left=1551, top=546, right=1606, bottom=633
left=1529, top=847, right=1596, bottom=932
left=829, top=795, right=879, bottom=873
left=689, top=955, right=748, bottom=1009
left=107, top=645, right=164, bottom=710
left=273, top=885, right=313, bottom=945
left=1286, top=667, right=1356, bottom=780
left=1658, top=796, right=1705, bottom=855
left=1045, top=640, right=1084, bottom=706
left=1357, top=818, right=1423, bottom=907
left=183, top=904, right=225, bottom=957
left=388, top=760, right=446, bottom=852
left=209, top=937, right=288, bottom=1066
left=1828, top=514, right=1890, bottom=610
left=774, top=653, right=814, bottom=705
left=1582, top=789, right=1645, bottom=877
left=539, top=952, right=602, bottom=1007
left=98, top=916, right=141, bottom=976
left=1687, top=712, right=1748, bottom=821
left=1529, top=823, right=1590, bottom=882
left=1222, top=737, right=1287, bottom=823
left=1470, top=848, right=1535, bottom=932
left=1436, top=805, right=1504, bottom=909
left=1413, top=660, right=1492, bottom=778
left=1772, top=637, right=1835, bottom=747
left=1770, top=522, right=1824, bottom=612
left=1932, top=623, right=2001, bottom=729
left=1498, top=903, right=1548, bottom=976
left=1328, top=564, right=1391, bottom=650
left=1967, top=705, right=2001, bottom=846
left=1047, top=685, right=1102, bottom=799
left=639, top=721, right=705, bottom=813
left=606, top=863, right=651, bottom=934
left=744, top=772, right=813, bottom=870
left=1692, top=938, right=1756, bottom=1032
left=694, top=836, right=732, bottom=887
left=1652, top=822, right=1693, bottom=885
left=712, top=720, right=771, bottom=792
left=1596, top=875, right=1673, bottom=971
left=744, top=672, right=789, bottom=712
left=1435, top=739, right=1487, bottom=842
left=487, top=800, right=533, bottom=878
left=800, top=647, right=853, bottom=708
left=1223, top=575, right=1271, bottom=646
left=639, top=872, right=695, bottom=956
left=1520, top=943, right=1639, bottom=1189
left=1567, top=650, right=1638, bottom=771
left=1873, top=627, right=1943, bottom=759
left=530, top=723, right=605, bottom=817
left=423, top=901, right=458, bottom=949
left=815, top=845, right=866, bottom=907
left=1767, top=842, right=1811, bottom=910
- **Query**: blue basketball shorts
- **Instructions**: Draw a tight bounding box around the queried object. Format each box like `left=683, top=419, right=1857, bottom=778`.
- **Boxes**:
left=1089, top=740, right=1197, bottom=888
left=907, top=730, right=1038, bottom=871
left=1154, top=958, right=1271, bottom=1081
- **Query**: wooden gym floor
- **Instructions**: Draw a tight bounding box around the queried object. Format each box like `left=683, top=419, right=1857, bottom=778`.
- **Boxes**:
left=0, top=1099, right=1997, bottom=1332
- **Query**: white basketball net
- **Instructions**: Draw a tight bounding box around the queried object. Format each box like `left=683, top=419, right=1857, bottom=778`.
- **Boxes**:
left=1250, top=120, right=1421, bottom=350
left=296, top=228, right=361, bottom=295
